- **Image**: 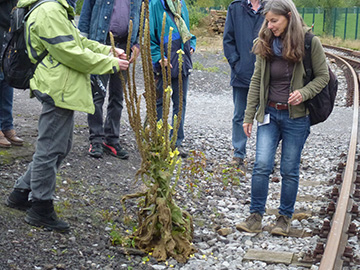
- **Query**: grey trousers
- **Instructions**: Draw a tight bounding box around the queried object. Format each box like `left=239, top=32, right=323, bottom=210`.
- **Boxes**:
left=14, top=100, right=74, bottom=201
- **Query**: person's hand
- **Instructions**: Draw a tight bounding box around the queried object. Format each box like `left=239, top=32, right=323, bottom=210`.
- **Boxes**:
left=111, top=47, right=127, bottom=60
left=288, top=90, right=303, bottom=105
left=129, top=45, right=140, bottom=63
left=159, top=58, right=172, bottom=68
left=190, top=48, right=194, bottom=55
left=243, top=123, right=253, bottom=138
left=117, top=59, right=129, bottom=71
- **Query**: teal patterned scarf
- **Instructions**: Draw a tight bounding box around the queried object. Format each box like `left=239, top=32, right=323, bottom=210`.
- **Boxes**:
left=166, top=0, right=192, bottom=43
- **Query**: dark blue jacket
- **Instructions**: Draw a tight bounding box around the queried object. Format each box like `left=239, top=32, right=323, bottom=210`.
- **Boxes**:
left=78, top=0, right=142, bottom=47
left=223, top=0, right=264, bottom=88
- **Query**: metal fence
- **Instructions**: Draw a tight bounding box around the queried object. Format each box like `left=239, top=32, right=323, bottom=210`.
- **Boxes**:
left=298, top=7, right=360, bottom=40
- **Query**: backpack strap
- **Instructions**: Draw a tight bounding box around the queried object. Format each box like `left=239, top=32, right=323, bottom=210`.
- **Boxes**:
left=24, top=0, right=58, bottom=67
left=303, top=31, right=314, bottom=85
left=25, top=0, right=59, bottom=21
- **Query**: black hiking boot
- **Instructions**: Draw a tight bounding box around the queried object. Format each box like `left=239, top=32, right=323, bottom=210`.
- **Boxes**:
left=25, top=200, right=70, bottom=233
left=5, top=188, right=31, bottom=211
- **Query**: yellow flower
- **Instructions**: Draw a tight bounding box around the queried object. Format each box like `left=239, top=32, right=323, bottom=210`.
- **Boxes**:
left=157, top=120, right=163, bottom=130
left=165, top=86, right=172, bottom=93
left=177, top=49, right=185, bottom=55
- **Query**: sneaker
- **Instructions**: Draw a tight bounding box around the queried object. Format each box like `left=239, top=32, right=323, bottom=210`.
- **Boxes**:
left=271, top=215, right=291, bottom=236
left=103, top=142, right=129, bottom=159
left=89, top=142, right=103, bottom=158
left=5, top=188, right=31, bottom=211
left=236, top=213, right=262, bottom=233
left=25, top=200, right=70, bottom=232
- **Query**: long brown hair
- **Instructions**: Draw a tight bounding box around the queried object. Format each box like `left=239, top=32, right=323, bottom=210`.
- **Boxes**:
left=253, top=0, right=305, bottom=62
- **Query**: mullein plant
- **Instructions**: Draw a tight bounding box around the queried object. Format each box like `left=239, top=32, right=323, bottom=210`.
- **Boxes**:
left=110, top=1, right=196, bottom=263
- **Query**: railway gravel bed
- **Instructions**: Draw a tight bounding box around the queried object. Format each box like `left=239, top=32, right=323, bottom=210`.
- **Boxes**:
left=0, top=48, right=359, bottom=270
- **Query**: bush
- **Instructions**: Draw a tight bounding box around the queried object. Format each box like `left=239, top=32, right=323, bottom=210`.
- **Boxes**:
left=188, top=6, right=207, bottom=28
left=75, top=0, right=84, bottom=15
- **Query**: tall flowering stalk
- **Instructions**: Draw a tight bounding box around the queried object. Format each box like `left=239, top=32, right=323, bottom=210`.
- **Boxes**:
left=111, top=1, right=196, bottom=263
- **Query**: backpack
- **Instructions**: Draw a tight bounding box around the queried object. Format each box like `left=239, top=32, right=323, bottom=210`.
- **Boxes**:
left=1, top=0, right=56, bottom=89
left=303, top=32, right=338, bottom=126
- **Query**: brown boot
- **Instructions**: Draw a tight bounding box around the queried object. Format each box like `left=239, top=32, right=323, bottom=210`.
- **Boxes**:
left=3, top=129, right=24, bottom=146
left=0, top=131, right=11, bottom=148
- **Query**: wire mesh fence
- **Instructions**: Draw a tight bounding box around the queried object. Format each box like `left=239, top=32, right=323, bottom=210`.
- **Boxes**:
left=298, top=7, right=360, bottom=40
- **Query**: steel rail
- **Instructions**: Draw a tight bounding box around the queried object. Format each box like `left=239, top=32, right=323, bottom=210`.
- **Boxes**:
left=319, top=52, right=359, bottom=270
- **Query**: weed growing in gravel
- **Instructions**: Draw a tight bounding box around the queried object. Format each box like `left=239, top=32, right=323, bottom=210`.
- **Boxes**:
left=182, top=150, right=212, bottom=197
left=110, top=2, right=196, bottom=263
left=109, top=223, right=135, bottom=247
left=193, top=61, right=220, bottom=72
left=213, top=164, right=245, bottom=191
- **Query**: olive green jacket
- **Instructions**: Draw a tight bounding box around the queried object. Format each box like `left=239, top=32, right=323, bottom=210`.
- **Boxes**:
left=244, top=30, right=330, bottom=124
left=18, top=0, right=120, bottom=114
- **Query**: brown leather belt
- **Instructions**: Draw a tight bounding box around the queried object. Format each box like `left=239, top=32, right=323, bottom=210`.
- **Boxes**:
left=268, top=101, right=289, bottom=110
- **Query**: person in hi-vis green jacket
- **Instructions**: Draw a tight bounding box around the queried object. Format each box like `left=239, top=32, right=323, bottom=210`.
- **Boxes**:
left=5, top=0, right=129, bottom=232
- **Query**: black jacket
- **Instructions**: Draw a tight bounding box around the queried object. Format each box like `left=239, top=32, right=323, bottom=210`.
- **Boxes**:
left=0, top=0, right=17, bottom=47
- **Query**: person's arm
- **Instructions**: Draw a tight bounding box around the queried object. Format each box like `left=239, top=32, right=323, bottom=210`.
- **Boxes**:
left=31, top=5, right=123, bottom=75
left=77, top=0, right=94, bottom=37
left=223, top=5, right=239, bottom=68
left=244, top=55, right=262, bottom=124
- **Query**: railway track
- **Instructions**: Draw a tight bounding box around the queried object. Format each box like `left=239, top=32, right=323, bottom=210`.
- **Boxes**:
left=316, top=50, right=360, bottom=269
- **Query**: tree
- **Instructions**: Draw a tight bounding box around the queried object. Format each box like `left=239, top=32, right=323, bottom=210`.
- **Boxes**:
left=295, top=0, right=344, bottom=35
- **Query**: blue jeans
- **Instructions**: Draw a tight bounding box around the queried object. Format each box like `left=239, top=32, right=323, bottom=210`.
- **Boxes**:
left=156, top=75, right=189, bottom=147
left=232, top=87, right=248, bottom=158
left=0, top=77, right=14, bottom=131
left=250, top=106, right=310, bottom=218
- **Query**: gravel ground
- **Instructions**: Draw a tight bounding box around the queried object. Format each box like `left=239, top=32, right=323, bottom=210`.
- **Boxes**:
left=0, top=45, right=359, bottom=270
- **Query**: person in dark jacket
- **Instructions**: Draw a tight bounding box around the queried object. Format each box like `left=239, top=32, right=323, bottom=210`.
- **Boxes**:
left=78, top=0, right=142, bottom=159
left=149, top=0, right=196, bottom=157
left=0, top=0, right=24, bottom=148
left=223, top=0, right=264, bottom=168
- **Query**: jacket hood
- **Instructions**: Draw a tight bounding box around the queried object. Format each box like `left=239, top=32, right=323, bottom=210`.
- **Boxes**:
left=17, top=0, right=73, bottom=16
